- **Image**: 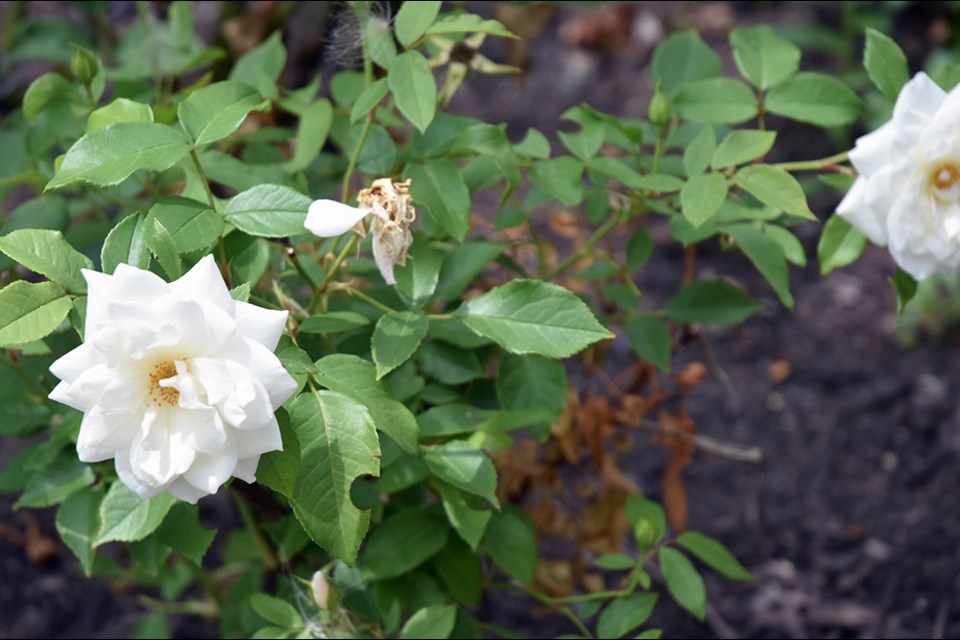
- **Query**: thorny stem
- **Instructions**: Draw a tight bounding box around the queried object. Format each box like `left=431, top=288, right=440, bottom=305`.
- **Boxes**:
left=545, top=213, right=623, bottom=280
left=230, top=488, right=278, bottom=570
left=772, top=151, right=850, bottom=173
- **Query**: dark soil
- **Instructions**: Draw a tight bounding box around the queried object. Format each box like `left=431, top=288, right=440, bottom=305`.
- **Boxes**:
left=3, top=2, right=960, bottom=639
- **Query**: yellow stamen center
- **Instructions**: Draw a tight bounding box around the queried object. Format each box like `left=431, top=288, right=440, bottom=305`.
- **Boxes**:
left=148, top=361, right=179, bottom=406
left=932, top=162, right=960, bottom=193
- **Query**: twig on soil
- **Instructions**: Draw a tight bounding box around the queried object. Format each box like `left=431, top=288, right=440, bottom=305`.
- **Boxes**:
left=636, top=419, right=762, bottom=463
left=698, top=332, right=739, bottom=404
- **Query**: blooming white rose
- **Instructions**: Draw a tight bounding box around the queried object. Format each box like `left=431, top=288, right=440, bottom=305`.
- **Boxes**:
left=48, top=255, right=297, bottom=503
left=305, top=178, right=415, bottom=285
left=837, top=72, right=960, bottom=280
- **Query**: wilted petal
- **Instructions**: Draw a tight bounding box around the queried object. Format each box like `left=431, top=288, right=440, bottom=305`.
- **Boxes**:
left=304, top=199, right=372, bottom=237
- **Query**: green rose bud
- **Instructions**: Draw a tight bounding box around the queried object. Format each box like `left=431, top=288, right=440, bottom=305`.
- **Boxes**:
left=648, top=79, right=672, bottom=127
left=70, top=45, right=100, bottom=86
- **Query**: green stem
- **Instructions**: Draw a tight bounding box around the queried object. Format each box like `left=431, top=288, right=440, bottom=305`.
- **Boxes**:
left=286, top=252, right=320, bottom=292
left=771, top=151, right=850, bottom=173
left=230, top=488, right=278, bottom=570
left=491, top=583, right=595, bottom=638
left=190, top=149, right=218, bottom=211
left=545, top=213, right=623, bottom=280
left=651, top=125, right=666, bottom=174
left=320, top=234, right=358, bottom=291
left=341, top=286, right=396, bottom=314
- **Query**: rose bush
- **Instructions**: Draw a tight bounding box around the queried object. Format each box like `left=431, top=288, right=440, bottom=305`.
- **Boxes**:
left=48, top=255, right=296, bottom=503
left=837, top=72, right=960, bottom=280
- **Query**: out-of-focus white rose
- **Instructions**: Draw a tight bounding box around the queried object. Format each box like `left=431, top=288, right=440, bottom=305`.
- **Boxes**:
left=48, top=255, right=297, bottom=503
left=305, top=178, right=415, bottom=285
left=837, top=72, right=960, bottom=280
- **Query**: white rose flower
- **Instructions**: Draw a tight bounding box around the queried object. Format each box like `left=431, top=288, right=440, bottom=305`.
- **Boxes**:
left=48, top=255, right=297, bottom=503
left=837, top=72, right=960, bottom=280
left=305, top=178, right=416, bottom=285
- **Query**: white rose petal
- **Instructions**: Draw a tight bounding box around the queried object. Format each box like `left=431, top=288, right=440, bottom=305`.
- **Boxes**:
left=49, top=255, right=297, bottom=503
left=838, top=71, right=960, bottom=280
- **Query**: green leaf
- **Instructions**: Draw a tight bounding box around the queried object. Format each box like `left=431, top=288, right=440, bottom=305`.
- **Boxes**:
left=396, top=0, right=443, bottom=47
left=593, top=553, right=636, bottom=571
left=624, top=315, right=671, bottom=372
left=229, top=31, right=286, bottom=99
left=711, top=130, right=776, bottom=169
left=725, top=224, right=793, bottom=308
left=635, top=174, right=684, bottom=193
left=178, top=81, right=268, bottom=146
left=46, top=122, right=192, bottom=190
left=400, top=604, right=458, bottom=640
left=496, top=354, right=568, bottom=423
left=396, top=237, right=442, bottom=306
left=3, top=196, right=69, bottom=235
left=373, top=311, right=429, bottom=379
left=765, top=224, right=806, bottom=267
left=434, top=538, right=483, bottom=604
left=313, top=354, right=419, bottom=456
left=56, top=487, right=103, bottom=575
left=356, top=123, right=398, bottom=176
left=659, top=547, right=706, bottom=621
left=456, top=280, right=612, bottom=358
left=890, top=267, right=917, bottom=315
left=818, top=215, right=867, bottom=275
left=676, top=531, right=752, bottom=580
left=256, top=409, right=300, bottom=498
left=101, top=212, right=151, bottom=274
left=299, top=311, right=371, bottom=334
left=673, top=78, right=758, bottom=124
left=88, top=98, right=154, bottom=133
left=483, top=505, right=537, bottom=583
left=514, top=128, right=551, bottom=159
left=148, top=218, right=182, bottom=280
left=284, top=99, right=333, bottom=172
left=406, top=158, right=472, bottom=241
left=350, top=79, right=390, bottom=123
left=432, top=479, right=491, bottom=551
left=15, top=458, right=94, bottom=509
left=529, top=157, right=584, bottom=206
left=683, top=127, right=716, bottom=176
left=729, top=25, right=800, bottom=90
left=681, top=172, right=727, bottom=228
left=0, top=397, right=50, bottom=437
left=559, top=122, right=605, bottom=162
left=865, top=28, right=909, bottom=101
left=434, top=241, right=504, bottom=302
left=23, top=72, right=83, bottom=124
left=425, top=441, right=498, bottom=507
left=425, top=14, right=517, bottom=39
left=736, top=164, right=814, bottom=220
left=418, top=341, right=483, bottom=385
left=95, top=482, right=177, bottom=545
left=288, top=390, right=380, bottom=565
left=0, top=229, right=93, bottom=293
left=651, top=30, right=722, bottom=97
left=364, top=15, right=398, bottom=69
left=390, top=51, right=437, bottom=133
left=363, top=510, right=448, bottom=580
left=665, top=280, right=764, bottom=326
left=626, top=229, right=653, bottom=272
left=251, top=594, right=302, bottom=629
left=765, top=72, right=863, bottom=126
left=146, top=197, right=223, bottom=254
left=0, top=281, right=73, bottom=347
left=597, top=593, right=658, bottom=639
left=155, top=503, right=216, bottom=566
left=224, top=184, right=312, bottom=237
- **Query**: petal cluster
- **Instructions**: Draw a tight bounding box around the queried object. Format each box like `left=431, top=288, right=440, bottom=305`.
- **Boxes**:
left=304, top=178, right=416, bottom=285
left=838, top=72, right=960, bottom=280
left=49, top=255, right=297, bottom=503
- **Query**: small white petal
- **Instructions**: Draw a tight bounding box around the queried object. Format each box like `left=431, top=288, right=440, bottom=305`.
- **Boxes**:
left=84, top=265, right=168, bottom=336
left=235, top=302, right=288, bottom=351
left=304, top=199, right=372, bottom=237
left=837, top=178, right=888, bottom=246
left=166, top=477, right=209, bottom=503
left=848, top=122, right=895, bottom=178
left=234, top=415, right=283, bottom=458
left=233, top=456, right=260, bottom=483
left=170, top=254, right=234, bottom=312
left=372, top=231, right=398, bottom=285
left=183, top=436, right=238, bottom=495
left=221, top=338, right=298, bottom=410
